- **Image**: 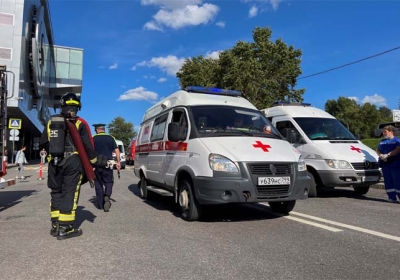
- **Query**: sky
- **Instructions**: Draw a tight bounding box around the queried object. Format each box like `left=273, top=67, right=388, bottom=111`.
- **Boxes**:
left=48, top=0, right=400, bottom=135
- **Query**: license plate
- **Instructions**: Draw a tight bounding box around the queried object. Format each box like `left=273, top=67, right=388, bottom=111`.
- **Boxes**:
left=363, top=176, right=379, bottom=182
left=258, top=176, right=290, bottom=186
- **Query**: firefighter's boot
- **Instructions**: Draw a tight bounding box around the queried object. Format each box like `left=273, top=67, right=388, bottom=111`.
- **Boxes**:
left=50, top=221, right=59, bottom=237
left=57, top=225, right=83, bottom=240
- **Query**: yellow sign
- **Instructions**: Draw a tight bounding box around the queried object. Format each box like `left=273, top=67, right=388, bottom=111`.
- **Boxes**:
left=8, top=118, right=22, bottom=129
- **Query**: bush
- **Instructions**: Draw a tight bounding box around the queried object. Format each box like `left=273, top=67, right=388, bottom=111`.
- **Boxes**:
left=361, top=138, right=381, bottom=151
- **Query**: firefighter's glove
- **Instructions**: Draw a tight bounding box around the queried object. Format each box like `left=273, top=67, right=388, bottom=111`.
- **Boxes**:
left=106, top=160, right=115, bottom=169
left=93, top=155, right=109, bottom=168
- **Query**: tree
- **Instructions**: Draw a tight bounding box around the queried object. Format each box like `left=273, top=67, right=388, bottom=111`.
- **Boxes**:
left=378, top=106, right=392, bottom=123
left=325, top=97, right=386, bottom=138
left=107, top=117, right=136, bottom=149
left=325, top=97, right=362, bottom=136
left=176, top=27, right=305, bottom=109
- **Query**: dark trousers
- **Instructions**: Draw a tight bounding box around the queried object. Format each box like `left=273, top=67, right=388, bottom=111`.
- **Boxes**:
left=381, top=165, right=400, bottom=200
left=48, top=155, right=83, bottom=226
left=94, top=167, right=114, bottom=209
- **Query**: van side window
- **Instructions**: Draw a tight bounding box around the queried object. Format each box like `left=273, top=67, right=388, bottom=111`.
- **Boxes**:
left=276, top=121, right=301, bottom=143
left=139, top=125, right=150, bottom=144
left=151, top=114, right=168, bottom=142
left=172, top=109, right=188, bottom=139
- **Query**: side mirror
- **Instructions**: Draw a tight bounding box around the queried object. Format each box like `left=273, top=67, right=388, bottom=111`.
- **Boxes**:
left=168, top=123, right=179, bottom=142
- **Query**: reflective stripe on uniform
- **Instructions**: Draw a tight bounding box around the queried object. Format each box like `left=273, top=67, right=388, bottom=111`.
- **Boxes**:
left=58, top=174, right=83, bottom=223
left=50, top=209, right=60, bottom=219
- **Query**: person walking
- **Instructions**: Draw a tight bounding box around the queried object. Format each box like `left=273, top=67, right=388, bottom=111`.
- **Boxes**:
left=376, top=125, right=400, bottom=203
left=15, top=146, right=28, bottom=179
left=92, top=123, right=120, bottom=212
left=40, top=93, right=108, bottom=240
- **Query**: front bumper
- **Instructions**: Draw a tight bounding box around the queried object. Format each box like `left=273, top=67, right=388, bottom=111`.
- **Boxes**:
left=193, top=162, right=310, bottom=205
left=318, top=169, right=381, bottom=187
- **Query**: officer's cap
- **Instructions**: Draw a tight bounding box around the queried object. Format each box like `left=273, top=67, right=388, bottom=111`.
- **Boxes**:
left=93, top=123, right=106, bottom=128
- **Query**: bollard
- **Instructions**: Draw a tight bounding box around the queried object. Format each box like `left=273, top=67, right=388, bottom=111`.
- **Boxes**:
left=38, top=161, right=44, bottom=180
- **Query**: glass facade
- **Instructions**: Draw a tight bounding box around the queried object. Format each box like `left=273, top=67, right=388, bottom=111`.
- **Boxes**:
left=54, top=46, right=83, bottom=89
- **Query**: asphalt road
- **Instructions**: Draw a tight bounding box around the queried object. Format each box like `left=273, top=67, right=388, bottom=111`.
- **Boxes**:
left=1, top=164, right=399, bottom=280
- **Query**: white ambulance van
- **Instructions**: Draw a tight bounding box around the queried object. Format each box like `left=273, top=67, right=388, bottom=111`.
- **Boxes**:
left=261, top=102, right=381, bottom=197
left=134, top=86, right=310, bottom=221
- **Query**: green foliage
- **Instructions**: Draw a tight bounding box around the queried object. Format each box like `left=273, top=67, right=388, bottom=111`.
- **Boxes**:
left=325, top=97, right=393, bottom=138
left=107, top=117, right=137, bottom=149
left=361, top=138, right=381, bottom=151
left=176, top=26, right=305, bottom=109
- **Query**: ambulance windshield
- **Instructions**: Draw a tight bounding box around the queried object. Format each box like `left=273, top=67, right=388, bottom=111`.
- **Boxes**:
left=294, top=117, right=356, bottom=140
left=191, top=105, right=281, bottom=138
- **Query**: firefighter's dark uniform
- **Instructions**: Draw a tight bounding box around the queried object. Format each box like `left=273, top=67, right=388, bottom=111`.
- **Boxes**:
left=40, top=116, right=97, bottom=239
left=92, top=125, right=118, bottom=211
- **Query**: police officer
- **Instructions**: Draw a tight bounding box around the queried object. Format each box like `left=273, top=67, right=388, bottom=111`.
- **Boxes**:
left=92, top=123, right=121, bottom=212
left=40, top=93, right=108, bottom=240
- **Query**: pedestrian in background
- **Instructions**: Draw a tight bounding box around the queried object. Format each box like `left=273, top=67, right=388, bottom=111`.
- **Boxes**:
left=92, top=123, right=120, bottom=212
left=376, top=125, right=400, bottom=203
left=15, top=145, right=28, bottom=179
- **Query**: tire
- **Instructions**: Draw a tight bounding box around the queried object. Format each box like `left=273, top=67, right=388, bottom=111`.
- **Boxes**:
left=139, top=174, right=149, bottom=199
left=353, top=186, right=369, bottom=196
left=121, top=163, right=126, bottom=169
left=307, top=171, right=318, bottom=197
left=269, top=200, right=296, bottom=215
left=179, top=179, right=201, bottom=221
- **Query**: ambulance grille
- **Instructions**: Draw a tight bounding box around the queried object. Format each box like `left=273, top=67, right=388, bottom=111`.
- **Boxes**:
left=351, top=162, right=379, bottom=170
left=247, top=163, right=292, bottom=175
left=256, top=185, right=290, bottom=198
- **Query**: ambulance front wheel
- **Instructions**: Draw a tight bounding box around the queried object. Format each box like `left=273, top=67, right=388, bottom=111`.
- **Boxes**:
left=307, top=171, right=318, bottom=197
left=139, top=174, right=149, bottom=199
left=179, top=179, right=201, bottom=221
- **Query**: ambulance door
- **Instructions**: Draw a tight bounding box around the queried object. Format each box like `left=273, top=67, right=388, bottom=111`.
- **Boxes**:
left=164, top=108, right=189, bottom=189
left=147, top=113, right=168, bottom=183
left=273, top=117, right=305, bottom=153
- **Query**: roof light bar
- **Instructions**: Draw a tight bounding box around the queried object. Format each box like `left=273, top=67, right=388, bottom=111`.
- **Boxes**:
left=272, top=101, right=312, bottom=107
left=185, top=86, right=242, bottom=96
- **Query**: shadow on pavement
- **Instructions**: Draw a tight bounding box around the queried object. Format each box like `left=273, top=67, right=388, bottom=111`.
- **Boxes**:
left=0, top=190, right=38, bottom=212
left=127, top=183, right=280, bottom=222
left=74, top=206, right=97, bottom=228
left=315, top=188, right=389, bottom=203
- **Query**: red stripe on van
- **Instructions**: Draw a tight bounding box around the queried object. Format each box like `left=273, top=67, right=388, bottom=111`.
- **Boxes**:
left=165, top=141, right=188, bottom=151
left=136, top=141, right=188, bottom=152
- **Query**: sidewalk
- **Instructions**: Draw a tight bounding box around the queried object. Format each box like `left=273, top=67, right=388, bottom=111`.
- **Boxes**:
left=6, top=159, right=42, bottom=169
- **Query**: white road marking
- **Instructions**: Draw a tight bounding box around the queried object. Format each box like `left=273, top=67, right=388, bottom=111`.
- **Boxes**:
left=259, top=203, right=342, bottom=232
left=284, top=215, right=343, bottom=232
left=290, top=211, right=400, bottom=242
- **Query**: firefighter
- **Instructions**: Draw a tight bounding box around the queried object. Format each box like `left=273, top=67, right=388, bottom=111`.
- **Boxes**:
left=40, top=92, right=108, bottom=240
left=92, top=124, right=121, bottom=212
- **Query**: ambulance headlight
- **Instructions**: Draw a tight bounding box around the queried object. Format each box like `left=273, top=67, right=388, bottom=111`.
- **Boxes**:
left=325, top=159, right=352, bottom=169
left=209, top=154, right=239, bottom=173
left=298, top=156, right=306, bottom=172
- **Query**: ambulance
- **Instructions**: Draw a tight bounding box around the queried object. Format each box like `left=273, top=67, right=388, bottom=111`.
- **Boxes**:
left=261, top=102, right=381, bottom=197
left=134, top=86, right=309, bottom=221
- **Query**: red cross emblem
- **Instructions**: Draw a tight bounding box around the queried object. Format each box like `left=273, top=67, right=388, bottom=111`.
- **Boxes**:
left=350, top=145, right=361, bottom=153
left=253, top=141, right=271, bottom=152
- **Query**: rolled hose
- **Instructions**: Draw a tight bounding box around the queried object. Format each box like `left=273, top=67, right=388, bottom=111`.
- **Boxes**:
left=66, top=120, right=96, bottom=188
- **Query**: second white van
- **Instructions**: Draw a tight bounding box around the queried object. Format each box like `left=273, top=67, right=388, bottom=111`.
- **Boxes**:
left=261, top=102, right=381, bottom=197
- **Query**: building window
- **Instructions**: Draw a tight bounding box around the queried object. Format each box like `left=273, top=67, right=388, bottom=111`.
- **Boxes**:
left=69, top=64, right=82, bottom=80
left=70, top=50, right=83, bottom=64
left=56, top=62, right=70, bottom=79
left=56, top=48, right=70, bottom=63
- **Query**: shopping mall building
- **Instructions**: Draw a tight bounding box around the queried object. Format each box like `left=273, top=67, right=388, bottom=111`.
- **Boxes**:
left=0, top=0, right=82, bottom=161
